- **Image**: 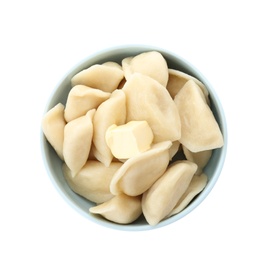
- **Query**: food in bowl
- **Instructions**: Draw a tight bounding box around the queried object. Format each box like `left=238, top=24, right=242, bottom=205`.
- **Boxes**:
left=42, top=49, right=224, bottom=226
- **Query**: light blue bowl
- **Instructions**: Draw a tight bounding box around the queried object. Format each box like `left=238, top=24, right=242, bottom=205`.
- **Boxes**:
left=41, top=45, right=227, bottom=231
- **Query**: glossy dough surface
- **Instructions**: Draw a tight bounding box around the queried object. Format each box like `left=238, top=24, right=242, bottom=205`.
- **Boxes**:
left=89, top=194, right=142, bottom=224
left=71, top=64, right=124, bottom=92
left=63, top=109, right=95, bottom=175
left=167, top=69, right=209, bottom=103
left=174, top=80, right=224, bottom=152
left=167, top=173, right=208, bottom=217
left=42, top=103, right=66, bottom=160
left=63, top=160, right=123, bottom=204
left=123, top=73, right=181, bottom=143
left=64, top=85, right=110, bottom=122
left=183, top=146, right=212, bottom=174
left=92, top=89, right=126, bottom=166
left=142, top=160, right=197, bottom=225
left=110, top=141, right=172, bottom=196
left=122, top=51, right=169, bottom=87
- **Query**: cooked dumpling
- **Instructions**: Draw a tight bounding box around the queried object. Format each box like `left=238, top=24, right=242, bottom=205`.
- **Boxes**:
left=89, top=194, right=142, bottom=224
left=63, top=160, right=123, bottom=204
left=142, top=160, right=197, bottom=225
left=71, top=64, right=124, bottom=92
left=64, top=85, right=110, bottom=122
left=166, top=69, right=209, bottom=103
left=122, top=51, right=169, bottom=87
left=92, top=90, right=126, bottom=167
left=167, top=173, right=208, bottom=217
left=63, top=109, right=95, bottom=176
left=123, top=73, right=181, bottom=143
left=42, top=103, right=66, bottom=160
left=174, top=80, right=224, bottom=152
left=110, top=141, right=172, bottom=196
left=102, top=61, right=122, bottom=70
left=183, top=145, right=212, bottom=174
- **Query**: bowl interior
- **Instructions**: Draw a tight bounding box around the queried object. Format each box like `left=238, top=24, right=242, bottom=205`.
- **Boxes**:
left=41, top=45, right=227, bottom=231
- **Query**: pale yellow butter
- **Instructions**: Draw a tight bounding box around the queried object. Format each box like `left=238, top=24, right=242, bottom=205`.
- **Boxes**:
left=105, top=121, right=154, bottom=159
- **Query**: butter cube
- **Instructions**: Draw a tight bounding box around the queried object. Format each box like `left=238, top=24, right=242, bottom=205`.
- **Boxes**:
left=105, top=121, right=154, bottom=159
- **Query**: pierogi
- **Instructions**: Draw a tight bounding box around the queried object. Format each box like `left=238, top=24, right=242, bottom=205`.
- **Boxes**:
left=182, top=146, right=212, bottom=175
left=123, top=73, right=181, bottom=143
left=167, top=173, right=208, bottom=217
left=64, top=85, right=110, bottom=122
left=142, top=160, right=197, bottom=226
left=110, top=141, right=172, bottom=196
left=122, top=51, right=168, bottom=87
left=71, top=63, right=124, bottom=92
left=174, top=79, right=224, bottom=152
left=63, top=109, right=95, bottom=175
left=167, top=69, right=209, bottom=103
left=42, top=103, right=66, bottom=160
left=89, top=194, right=142, bottom=224
left=92, top=89, right=126, bottom=167
left=63, top=160, right=123, bottom=204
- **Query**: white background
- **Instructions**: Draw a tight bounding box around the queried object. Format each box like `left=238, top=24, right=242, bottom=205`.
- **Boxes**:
left=1, top=0, right=264, bottom=259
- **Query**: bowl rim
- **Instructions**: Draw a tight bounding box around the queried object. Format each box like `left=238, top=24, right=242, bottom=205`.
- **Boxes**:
left=40, top=44, right=228, bottom=231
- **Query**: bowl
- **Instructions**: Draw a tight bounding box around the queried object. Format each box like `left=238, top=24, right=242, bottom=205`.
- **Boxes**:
left=40, top=45, right=227, bottom=231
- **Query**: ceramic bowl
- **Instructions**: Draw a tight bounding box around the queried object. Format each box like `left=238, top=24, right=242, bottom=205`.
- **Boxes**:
left=41, top=45, right=227, bottom=231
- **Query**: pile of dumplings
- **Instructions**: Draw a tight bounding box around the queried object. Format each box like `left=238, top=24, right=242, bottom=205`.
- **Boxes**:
left=42, top=51, right=224, bottom=226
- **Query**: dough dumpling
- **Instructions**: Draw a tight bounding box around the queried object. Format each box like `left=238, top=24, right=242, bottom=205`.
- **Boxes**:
left=142, top=160, right=197, bottom=225
left=122, top=51, right=169, bottom=87
left=42, top=103, right=66, bottom=160
left=64, top=85, right=110, bottom=122
left=102, top=61, right=122, bottom=70
left=63, top=109, right=95, bottom=176
left=183, top=145, right=212, bottom=174
left=167, top=69, right=209, bottom=103
left=110, top=141, right=172, bottom=196
left=174, top=80, right=224, bottom=152
left=167, top=173, right=208, bottom=217
left=89, top=194, right=142, bottom=224
left=92, top=90, right=126, bottom=167
left=71, top=64, right=124, bottom=92
left=123, top=73, right=181, bottom=143
left=63, top=160, right=123, bottom=204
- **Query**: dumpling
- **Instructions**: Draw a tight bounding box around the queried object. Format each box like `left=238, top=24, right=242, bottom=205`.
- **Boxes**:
left=102, top=61, right=123, bottom=70
left=166, top=69, right=209, bottom=103
left=167, top=173, right=208, bottom=217
left=42, top=103, right=66, bottom=160
left=63, top=160, right=123, bottom=204
left=92, top=89, right=126, bottom=167
left=174, top=80, right=224, bottom=152
left=142, top=160, right=197, bottom=225
left=122, top=73, right=181, bottom=143
left=182, top=145, right=212, bottom=174
left=63, top=109, right=95, bottom=176
left=122, top=51, right=169, bottom=87
left=89, top=194, right=142, bottom=224
left=71, top=64, right=124, bottom=92
left=64, top=85, right=110, bottom=122
left=110, top=141, right=172, bottom=196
